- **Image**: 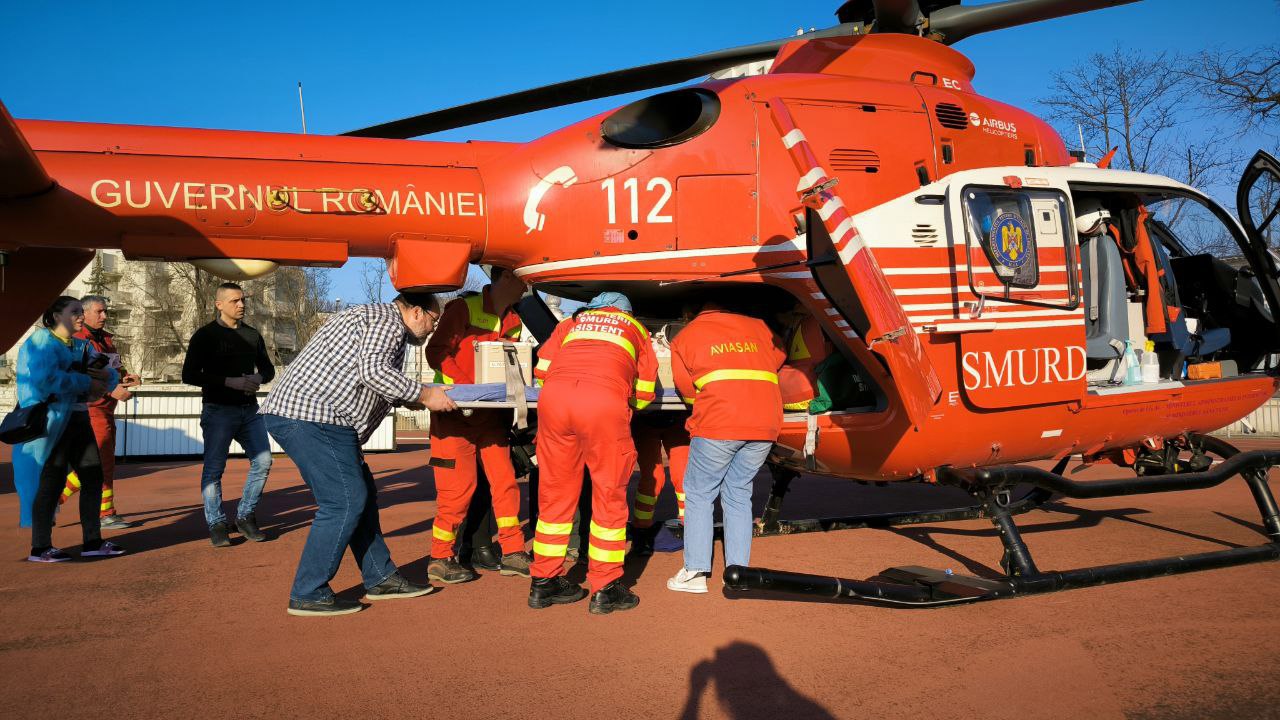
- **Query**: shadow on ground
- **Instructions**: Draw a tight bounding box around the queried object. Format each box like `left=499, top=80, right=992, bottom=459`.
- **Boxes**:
left=679, top=641, right=835, bottom=720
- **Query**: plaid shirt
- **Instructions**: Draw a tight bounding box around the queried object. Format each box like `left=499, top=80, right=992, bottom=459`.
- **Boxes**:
left=260, top=303, right=420, bottom=443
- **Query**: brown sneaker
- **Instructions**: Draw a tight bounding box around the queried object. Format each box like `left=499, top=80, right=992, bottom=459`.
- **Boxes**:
left=500, top=551, right=532, bottom=577
left=427, top=557, right=477, bottom=584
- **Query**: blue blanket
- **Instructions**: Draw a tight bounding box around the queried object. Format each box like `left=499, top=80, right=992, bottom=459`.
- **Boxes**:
left=432, top=384, right=680, bottom=403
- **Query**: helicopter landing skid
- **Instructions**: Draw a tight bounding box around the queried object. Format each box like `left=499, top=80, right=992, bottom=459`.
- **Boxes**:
left=659, top=464, right=1056, bottom=540
left=724, top=438, right=1280, bottom=607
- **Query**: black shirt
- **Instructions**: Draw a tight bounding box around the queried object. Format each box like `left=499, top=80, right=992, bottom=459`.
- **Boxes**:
left=181, top=320, right=276, bottom=406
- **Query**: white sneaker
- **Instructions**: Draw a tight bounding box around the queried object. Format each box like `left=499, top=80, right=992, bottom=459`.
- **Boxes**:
left=667, top=568, right=708, bottom=594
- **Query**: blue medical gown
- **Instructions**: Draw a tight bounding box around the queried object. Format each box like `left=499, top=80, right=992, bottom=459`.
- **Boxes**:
left=11, top=329, right=118, bottom=528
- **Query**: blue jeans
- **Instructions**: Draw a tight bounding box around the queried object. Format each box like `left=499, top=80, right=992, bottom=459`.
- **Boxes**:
left=199, top=402, right=272, bottom=527
left=682, top=437, right=773, bottom=574
left=263, top=415, right=397, bottom=602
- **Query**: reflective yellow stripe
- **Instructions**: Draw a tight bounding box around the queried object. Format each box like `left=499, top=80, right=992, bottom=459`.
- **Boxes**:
left=678, top=508, right=685, bottom=517
left=675, top=492, right=686, bottom=501
left=789, top=327, right=812, bottom=361
left=589, top=521, right=626, bottom=542
left=588, top=545, right=626, bottom=563
left=533, top=541, right=568, bottom=557
left=564, top=330, right=636, bottom=358
left=433, top=370, right=455, bottom=385
left=536, top=358, right=551, bottom=371
left=536, top=519, right=574, bottom=535
left=432, top=525, right=456, bottom=542
left=464, top=293, right=521, bottom=339
left=634, top=509, right=654, bottom=520
left=635, top=379, right=656, bottom=393
left=681, top=395, right=696, bottom=405
left=630, top=397, right=652, bottom=410
left=101, top=489, right=114, bottom=499
left=635, top=493, right=657, bottom=505
left=464, top=294, right=501, bottom=333
left=66, top=472, right=81, bottom=489
left=693, top=369, right=779, bottom=390
left=784, top=401, right=812, bottom=411
left=497, top=516, right=520, bottom=529
left=593, top=310, right=649, bottom=339
left=99, top=503, right=112, bottom=511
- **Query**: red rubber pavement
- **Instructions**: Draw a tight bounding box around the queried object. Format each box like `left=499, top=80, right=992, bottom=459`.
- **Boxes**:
left=2, top=437, right=1279, bottom=719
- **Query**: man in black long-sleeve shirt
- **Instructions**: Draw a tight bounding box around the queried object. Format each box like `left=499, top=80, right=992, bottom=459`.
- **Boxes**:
left=182, top=282, right=275, bottom=547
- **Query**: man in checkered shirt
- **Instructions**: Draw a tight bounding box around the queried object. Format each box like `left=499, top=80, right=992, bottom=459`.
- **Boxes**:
left=261, top=291, right=457, bottom=617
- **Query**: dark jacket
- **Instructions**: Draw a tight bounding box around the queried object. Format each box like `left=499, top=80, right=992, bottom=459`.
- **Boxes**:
left=181, top=320, right=275, bottom=406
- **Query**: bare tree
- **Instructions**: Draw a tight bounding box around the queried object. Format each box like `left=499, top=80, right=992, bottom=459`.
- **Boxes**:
left=1181, top=45, right=1280, bottom=136
left=123, top=261, right=332, bottom=378
left=358, top=258, right=388, bottom=304
left=256, top=266, right=332, bottom=362
left=1040, top=48, right=1191, bottom=173
left=1039, top=46, right=1243, bottom=250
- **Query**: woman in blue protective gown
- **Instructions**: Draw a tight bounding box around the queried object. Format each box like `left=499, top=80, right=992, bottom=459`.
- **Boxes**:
left=13, top=296, right=127, bottom=562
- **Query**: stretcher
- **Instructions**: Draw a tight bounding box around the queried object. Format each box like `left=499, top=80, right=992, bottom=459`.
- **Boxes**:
left=435, top=383, right=689, bottom=410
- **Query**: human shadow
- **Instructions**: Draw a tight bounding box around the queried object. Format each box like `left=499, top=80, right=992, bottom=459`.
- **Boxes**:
left=78, top=456, right=437, bottom=555
left=678, top=641, right=836, bottom=720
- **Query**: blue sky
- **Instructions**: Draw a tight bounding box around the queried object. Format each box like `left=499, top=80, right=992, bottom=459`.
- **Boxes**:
left=3, top=0, right=1276, bottom=301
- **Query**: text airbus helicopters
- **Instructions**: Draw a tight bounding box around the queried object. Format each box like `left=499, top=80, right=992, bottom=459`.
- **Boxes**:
left=3, top=0, right=1280, bottom=606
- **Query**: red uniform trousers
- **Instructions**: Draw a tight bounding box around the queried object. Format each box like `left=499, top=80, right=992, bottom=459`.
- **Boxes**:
left=532, top=378, right=636, bottom=592
left=632, top=420, right=689, bottom=529
left=429, top=410, right=525, bottom=559
left=61, top=406, right=118, bottom=517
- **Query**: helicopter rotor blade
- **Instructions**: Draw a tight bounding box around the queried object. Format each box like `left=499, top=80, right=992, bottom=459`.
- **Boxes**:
left=342, top=24, right=860, bottom=139
left=927, top=0, right=1141, bottom=44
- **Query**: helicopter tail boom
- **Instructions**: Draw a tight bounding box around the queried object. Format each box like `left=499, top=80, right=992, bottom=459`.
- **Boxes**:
left=0, top=106, right=496, bottom=349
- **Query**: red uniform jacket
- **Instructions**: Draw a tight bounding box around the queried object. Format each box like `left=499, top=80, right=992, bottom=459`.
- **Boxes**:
left=75, top=326, right=127, bottom=414
left=425, top=287, right=523, bottom=385
left=671, top=310, right=786, bottom=441
left=534, top=307, right=658, bottom=409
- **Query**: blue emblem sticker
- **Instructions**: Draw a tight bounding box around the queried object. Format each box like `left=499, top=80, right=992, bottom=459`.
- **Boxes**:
left=988, top=212, right=1029, bottom=269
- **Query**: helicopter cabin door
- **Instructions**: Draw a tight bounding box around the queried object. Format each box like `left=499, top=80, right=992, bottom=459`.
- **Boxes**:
left=949, top=173, right=1085, bottom=409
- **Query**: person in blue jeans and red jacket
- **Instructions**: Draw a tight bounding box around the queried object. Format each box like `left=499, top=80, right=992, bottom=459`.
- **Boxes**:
left=181, top=282, right=275, bottom=548
left=260, top=291, right=457, bottom=617
left=668, top=300, right=786, bottom=594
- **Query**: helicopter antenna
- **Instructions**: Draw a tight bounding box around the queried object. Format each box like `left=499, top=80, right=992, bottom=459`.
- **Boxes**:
left=1077, top=123, right=1086, bottom=161
left=297, top=82, right=308, bottom=135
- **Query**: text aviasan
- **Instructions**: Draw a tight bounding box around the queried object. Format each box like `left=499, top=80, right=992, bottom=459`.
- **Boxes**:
left=709, top=341, right=760, bottom=355
left=89, top=179, right=485, bottom=217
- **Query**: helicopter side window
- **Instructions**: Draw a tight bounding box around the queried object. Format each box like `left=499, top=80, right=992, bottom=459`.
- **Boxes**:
left=961, top=187, right=1078, bottom=309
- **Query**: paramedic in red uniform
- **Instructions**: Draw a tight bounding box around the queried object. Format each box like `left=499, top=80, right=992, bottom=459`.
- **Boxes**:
left=629, top=412, right=689, bottom=555
left=423, top=268, right=532, bottom=584
left=667, top=301, right=785, bottom=594
left=60, top=295, right=141, bottom=529
left=778, top=313, right=834, bottom=412
left=529, top=292, right=657, bottom=614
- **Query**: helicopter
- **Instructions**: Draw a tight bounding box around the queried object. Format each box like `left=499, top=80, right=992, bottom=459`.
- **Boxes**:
left=4, top=0, right=1280, bottom=606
